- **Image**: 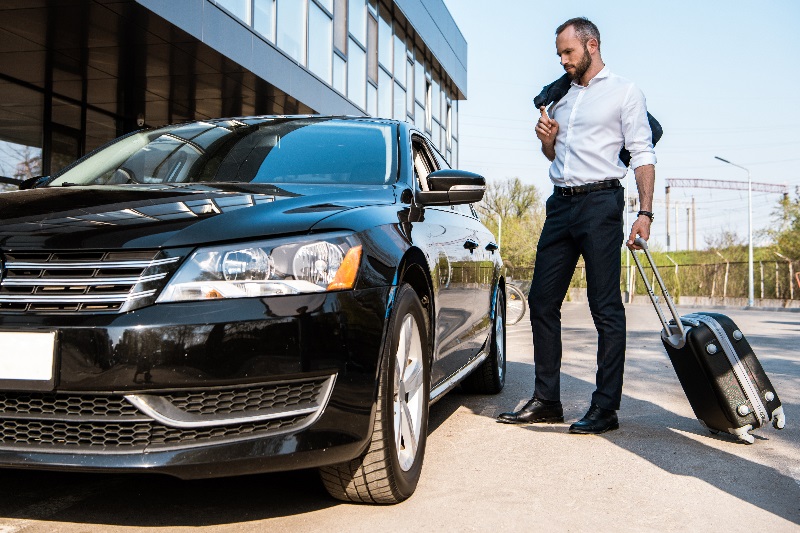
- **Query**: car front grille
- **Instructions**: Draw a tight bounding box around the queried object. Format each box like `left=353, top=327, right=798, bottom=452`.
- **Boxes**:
left=0, top=250, right=182, bottom=313
left=0, top=376, right=335, bottom=451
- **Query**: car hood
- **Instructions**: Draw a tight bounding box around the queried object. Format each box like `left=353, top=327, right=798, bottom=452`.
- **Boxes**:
left=0, top=183, right=397, bottom=250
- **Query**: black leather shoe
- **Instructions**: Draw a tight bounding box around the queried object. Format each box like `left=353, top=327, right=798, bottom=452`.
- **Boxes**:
left=569, top=404, right=619, bottom=434
left=497, top=398, right=564, bottom=424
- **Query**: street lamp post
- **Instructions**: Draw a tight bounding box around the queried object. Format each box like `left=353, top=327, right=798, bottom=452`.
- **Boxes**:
left=715, top=156, right=754, bottom=307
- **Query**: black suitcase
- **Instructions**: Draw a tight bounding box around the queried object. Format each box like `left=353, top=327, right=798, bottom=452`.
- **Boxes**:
left=631, top=238, right=786, bottom=444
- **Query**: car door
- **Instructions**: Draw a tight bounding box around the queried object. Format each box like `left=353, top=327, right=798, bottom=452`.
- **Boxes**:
left=412, top=136, right=492, bottom=382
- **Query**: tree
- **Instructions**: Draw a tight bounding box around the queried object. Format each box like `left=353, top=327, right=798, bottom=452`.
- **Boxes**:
left=772, top=189, right=800, bottom=259
left=476, top=177, right=545, bottom=267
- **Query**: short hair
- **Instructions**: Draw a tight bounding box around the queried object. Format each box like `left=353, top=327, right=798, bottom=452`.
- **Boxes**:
left=556, top=17, right=601, bottom=47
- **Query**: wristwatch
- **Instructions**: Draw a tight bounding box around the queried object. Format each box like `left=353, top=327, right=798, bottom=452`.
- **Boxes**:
left=637, top=210, right=654, bottom=221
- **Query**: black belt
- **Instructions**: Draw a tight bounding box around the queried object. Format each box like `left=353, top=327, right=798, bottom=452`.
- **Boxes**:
left=553, top=179, right=621, bottom=196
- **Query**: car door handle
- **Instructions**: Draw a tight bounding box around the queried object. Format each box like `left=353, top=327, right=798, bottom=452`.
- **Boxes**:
left=463, top=239, right=479, bottom=253
left=485, top=242, right=498, bottom=253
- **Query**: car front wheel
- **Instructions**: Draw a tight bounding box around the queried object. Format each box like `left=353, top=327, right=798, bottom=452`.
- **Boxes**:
left=320, top=284, right=430, bottom=504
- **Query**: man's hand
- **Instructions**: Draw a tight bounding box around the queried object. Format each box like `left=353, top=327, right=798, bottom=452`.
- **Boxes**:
left=627, top=215, right=651, bottom=250
left=535, top=106, right=558, bottom=161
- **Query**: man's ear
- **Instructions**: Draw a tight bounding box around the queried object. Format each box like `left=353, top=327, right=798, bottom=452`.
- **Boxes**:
left=586, top=38, right=599, bottom=54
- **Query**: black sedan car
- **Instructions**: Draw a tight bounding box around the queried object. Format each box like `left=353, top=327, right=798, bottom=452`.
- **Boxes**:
left=0, top=116, right=506, bottom=504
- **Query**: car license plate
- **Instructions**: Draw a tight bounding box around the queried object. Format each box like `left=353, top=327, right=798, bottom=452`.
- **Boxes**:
left=0, top=332, right=56, bottom=389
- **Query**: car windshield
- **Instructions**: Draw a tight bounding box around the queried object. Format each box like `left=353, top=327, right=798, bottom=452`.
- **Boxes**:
left=48, top=118, right=397, bottom=187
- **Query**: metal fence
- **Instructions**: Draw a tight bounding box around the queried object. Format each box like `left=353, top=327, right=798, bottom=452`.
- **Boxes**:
left=507, top=260, right=800, bottom=301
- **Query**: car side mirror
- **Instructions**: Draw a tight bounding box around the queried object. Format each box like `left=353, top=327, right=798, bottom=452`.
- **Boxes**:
left=18, top=175, right=48, bottom=190
left=416, top=169, right=485, bottom=206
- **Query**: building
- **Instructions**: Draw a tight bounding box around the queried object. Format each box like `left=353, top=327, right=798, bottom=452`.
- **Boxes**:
left=0, top=0, right=466, bottom=186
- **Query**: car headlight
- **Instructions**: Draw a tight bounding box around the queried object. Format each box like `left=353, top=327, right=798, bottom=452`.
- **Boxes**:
left=157, top=233, right=362, bottom=302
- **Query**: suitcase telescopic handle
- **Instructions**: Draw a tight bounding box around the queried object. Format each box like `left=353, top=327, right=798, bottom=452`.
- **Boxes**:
left=630, top=237, right=686, bottom=348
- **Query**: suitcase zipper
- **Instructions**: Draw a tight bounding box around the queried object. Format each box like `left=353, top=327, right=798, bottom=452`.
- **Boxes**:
left=683, top=314, right=769, bottom=427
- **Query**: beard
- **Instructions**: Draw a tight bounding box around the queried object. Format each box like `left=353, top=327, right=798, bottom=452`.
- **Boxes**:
left=565, top=47, right=592, bottom=81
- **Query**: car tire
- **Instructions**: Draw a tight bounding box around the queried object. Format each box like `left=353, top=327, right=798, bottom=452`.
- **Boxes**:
left=461, top=288, right=506, bottom=394
left=320, top=284, right=430, bottom=504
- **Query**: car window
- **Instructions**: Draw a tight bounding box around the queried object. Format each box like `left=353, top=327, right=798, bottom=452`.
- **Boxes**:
left=49, top=119, right=398, bottom=187
left=413, top=135, right=476, bottom=219
left=411, top=137, right=434, bottom=191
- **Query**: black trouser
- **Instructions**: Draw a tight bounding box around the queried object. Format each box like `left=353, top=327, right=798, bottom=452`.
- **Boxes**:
left=528, top=186, right=626, bottom=410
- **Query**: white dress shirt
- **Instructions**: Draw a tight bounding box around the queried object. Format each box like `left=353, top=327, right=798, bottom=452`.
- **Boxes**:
left=548, top=67, right=656, bottom=186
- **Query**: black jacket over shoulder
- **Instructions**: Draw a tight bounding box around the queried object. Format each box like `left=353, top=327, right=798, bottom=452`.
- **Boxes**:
left=533, top=74, right=662, bottom=167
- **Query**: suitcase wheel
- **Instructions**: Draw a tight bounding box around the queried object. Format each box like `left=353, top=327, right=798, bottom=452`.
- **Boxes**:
left=772, top=406, right=786, bottom=430
left=731, top=425, right=755, bottom=444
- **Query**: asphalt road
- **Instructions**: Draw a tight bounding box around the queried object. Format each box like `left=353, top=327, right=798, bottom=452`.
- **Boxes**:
left=0, top=302, right=798, bottom=532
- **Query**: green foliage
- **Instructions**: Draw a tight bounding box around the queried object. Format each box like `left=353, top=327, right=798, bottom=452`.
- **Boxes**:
left=771, top=191, right=800, bottom=260
left=476, top=177, right=544, bottom=268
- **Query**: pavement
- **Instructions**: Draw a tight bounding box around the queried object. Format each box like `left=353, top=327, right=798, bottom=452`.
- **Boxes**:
left=0, top=302, right=798, bottom=532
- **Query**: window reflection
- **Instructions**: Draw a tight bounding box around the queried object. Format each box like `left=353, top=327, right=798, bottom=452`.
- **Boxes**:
left=347, top=38, right=366, bottom=110
left=393, top=82, right=405, bottom=121
left=393, top=29, right=405, bottom=86
left=216, top=0, right=251, bottom=23
left=254, top=0, right=276, bottom=42
left=277, top=0, right=307, bottom=64
left=378, top=13, right=392, bottom=71
left=308, top=2, right=333, bottom=84
left=378, top=69, right=391, bottom=119
left=333, top=54, right=347, bottom=95
left=348, top=0, right=366, bottom=46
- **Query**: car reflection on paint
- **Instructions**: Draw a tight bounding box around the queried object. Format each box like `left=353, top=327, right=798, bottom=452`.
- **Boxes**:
left=0, top=116, right=506, bottom=504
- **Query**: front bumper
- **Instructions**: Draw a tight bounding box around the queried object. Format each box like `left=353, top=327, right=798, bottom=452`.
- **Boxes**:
left=0, top=287, right=391, bottom=479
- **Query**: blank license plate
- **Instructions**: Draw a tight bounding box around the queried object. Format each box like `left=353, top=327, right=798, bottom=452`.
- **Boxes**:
left=0, top=332, right=56, bottom=383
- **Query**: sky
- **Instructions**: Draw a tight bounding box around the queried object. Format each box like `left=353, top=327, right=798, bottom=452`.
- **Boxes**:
left=444, top=0, right=800, bottom=252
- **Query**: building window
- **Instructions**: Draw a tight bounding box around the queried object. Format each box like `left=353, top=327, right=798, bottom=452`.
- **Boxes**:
left=334, top=0, right=347, bottom=53
left=378, top=11, right=392, bottom=72
left=348, top=37, right=366, bottom=110
left=333, top=53, right=347, bottom=94
left=452, top=100, right=458, bottom=140
left=317, top=0, right=333, bottom=13
left=414, top=102, right=424, bottom=132
left=308, top=2, right=333, bottom=83
left=406, top=60, right=414, bottom=115
left=414, top=54, right=425, bottom=106
left=367, top=14, right=378, bottom=83
left=277, top=0, right=308, bottom=65
left=254, top=0, right=276, bottom=42
left=393, top=81, right=405, bottom=121
left=393, top=28, right=405, bottom=86
left=431, top=76, right=440, bottom=124
left=378, top=69, right=391, bottom=118
left=367, top=83, right=378, bottom=117
left=216, top=0, right=251, bottom=24
left=425, top=80, right=432, bottom=132
left=348, top=0, right=366, bottom=47
left=446, top=104, right=452, bottom=149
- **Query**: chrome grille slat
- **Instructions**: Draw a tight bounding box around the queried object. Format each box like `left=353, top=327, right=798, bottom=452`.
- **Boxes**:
left=0, top=290, right=157, bottom=303
left=0, top=250, right=182, bottom=313
left=2, top=273, right=168, bottom=286
left=6, top=258, right=180, bottom=269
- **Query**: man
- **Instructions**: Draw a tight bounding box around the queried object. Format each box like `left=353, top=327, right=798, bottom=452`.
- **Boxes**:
left=498, top=17, right=656, bottom=434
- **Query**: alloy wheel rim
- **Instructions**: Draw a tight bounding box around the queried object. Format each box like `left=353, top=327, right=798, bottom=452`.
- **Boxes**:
left=393, top=313, right=424, bottom=471
left=496, top=308, right=505, bottom=381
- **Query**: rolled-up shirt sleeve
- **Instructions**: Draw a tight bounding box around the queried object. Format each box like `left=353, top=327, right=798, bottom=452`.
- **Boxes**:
left=622, top=85, right=657, bottom=169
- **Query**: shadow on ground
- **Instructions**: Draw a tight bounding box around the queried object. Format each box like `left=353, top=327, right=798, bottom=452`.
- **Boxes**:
left=445, top=351, right=800, bottom=526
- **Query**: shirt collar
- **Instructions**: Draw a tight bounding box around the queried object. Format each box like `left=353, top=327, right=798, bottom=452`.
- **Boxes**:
left=570, top=66, right=611, bottom=88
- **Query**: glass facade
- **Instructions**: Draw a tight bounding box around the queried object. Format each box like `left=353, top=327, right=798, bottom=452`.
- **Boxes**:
left=245, top=0, right=461, bottom=165
left=0, top=0, right=462, bottom=186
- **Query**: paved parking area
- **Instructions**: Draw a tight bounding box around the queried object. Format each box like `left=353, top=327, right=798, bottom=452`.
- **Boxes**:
left=0, top=302, right=798, bottom=532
